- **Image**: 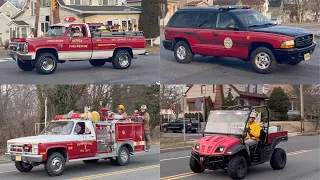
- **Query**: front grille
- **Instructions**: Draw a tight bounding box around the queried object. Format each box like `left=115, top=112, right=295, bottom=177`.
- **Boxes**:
left=295, top=34, right=313, bottom=48
left=18, top=44, right=25, bottom=52
left=10, top=144, right=32, bottom=153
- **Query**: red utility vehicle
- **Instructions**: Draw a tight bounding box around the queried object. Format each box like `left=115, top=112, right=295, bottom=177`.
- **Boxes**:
left=163, top=5, right=316, bottom=73
left=5, top=109, right=147, bottom=176
left=8, top=17, right=147, bottom=74
left=189, top=105, right=288, bottom=179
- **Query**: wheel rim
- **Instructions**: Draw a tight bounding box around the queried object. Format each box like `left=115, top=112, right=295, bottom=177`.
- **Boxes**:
left=51, top=157, right=62, bottom=172
left=118, top=53, right=129, bottom=67
left=40, top=57, right=54, bottom=71
left=120, top=150, right=128, bottom=163
left=177, top=46, right=186, bottom=60
left=255, top=52, right=270, bottom=69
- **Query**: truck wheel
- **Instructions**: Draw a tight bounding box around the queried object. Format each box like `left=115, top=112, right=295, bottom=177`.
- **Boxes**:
left=45, top=152, right=65, bottom=176
left=89, top=59, right=106, bottom=67
left=17, top=60, right=35, bottom=71
left=15, top=161, right=33, bottom=172
left=287, top=59, right=302, bottom=65
left=250, top=47, right=278, bottom=74
left=270, top=148, right=287, bottom=170
left=35, top=53, right=57, bottom=75
left=189, top=155, right=204, bottom=173
left=174, top=41, right=193, bottom=63
left=112, top=50, right=131, bottom=69
left=227, top=156, right=248, bottom=179
left=83, top=159, right=99, bottom=163
left=112, top=146, right=130, bottom=166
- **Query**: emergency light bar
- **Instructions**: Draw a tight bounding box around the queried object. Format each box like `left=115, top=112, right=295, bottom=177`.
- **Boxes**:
left=64, top=17, right=76, bottom=23
left=55, top=111, right=100, bottom=122
left=218, top=5, right=251, bottom=11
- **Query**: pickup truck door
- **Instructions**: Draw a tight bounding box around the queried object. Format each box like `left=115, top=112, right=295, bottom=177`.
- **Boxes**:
left=79, top=121, right=97, bottom=158
left=65, top=24, right=93, bottom=60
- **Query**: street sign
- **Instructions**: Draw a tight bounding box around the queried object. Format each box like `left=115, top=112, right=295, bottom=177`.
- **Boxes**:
left=195, top=99, right=201, bottom=110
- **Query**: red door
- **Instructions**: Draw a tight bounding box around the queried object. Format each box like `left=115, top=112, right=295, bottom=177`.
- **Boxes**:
left=214, top=12, right=249, bottom=59
left=133, top=123, right=144, bottom=151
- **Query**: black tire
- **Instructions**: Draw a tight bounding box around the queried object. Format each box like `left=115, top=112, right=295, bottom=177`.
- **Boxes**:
left=227, top=156, right=248, bottom=179
left=83, top=159, right=99, bottom=163
left=163, top=127, right=168, bottom=133
left=174, top=41, right=193, bottom=63
left=89, top=59, right=107, bottom=67
left=270, top=148, right=287, bottom=170
left=17, top=60, right=35, bottom=71
left=189, top=155, right=205, bottom=173
left=112, top=146, right=130, bottom=166
left=112, top=50, right=131, bottom=69
left=287, top=59, right=302, bottom=65
left=44, top=152, right=65, bottom=176
left=15, top=161, right=33, bottom=172
left=34, top=53, right=58, bottom=75
left=250, top=47, right=278, bottom=74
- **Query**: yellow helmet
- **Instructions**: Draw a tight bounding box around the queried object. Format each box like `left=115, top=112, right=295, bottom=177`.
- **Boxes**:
left=118, top=104, right=125, bottom=110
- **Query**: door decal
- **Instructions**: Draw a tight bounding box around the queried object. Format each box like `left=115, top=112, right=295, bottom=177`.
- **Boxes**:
left=224, top=37, right=233, bottom=49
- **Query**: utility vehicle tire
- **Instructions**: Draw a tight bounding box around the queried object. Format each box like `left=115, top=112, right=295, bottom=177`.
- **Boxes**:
left=89, top=59, right=106, bottom=67
left=17, top=60, right=35, bottom=71
left=35, top=53, right=58, bottom=75
left=250, top=47, right=278, bottom=74
left=174, top=41, right=193, bottom=63
left=227, top=156, right=248, bottom=179
left=111, top=146, right=130, bottom=166
left=83, top=159, right=99, bottom=163
left=15, top=161, right=33, bottom=172
left=44, top=152, right=65, bottom=176
left=189, top=155, right=205, bottom=173
left=270, top=148, right=287, bottom=170
left=112, top=50, right=131, bottom=69
left=287, top=59, right=303, bottom=65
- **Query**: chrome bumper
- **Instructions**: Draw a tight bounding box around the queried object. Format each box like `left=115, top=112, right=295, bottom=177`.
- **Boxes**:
left=8, top=51, right=33, bottom=61
left=5, top=153, right=43, bottom=162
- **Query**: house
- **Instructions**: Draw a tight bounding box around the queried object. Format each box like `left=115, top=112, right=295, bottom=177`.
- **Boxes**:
left=184, top=1, right=210, bottom=7
left=8, top=0, right=142, bottom=39
left=0, top=0, right=20, bottom=45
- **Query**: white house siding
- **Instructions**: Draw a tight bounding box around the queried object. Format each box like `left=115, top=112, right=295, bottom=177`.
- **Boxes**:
left=64, top=0, right=122, bottom=6
left=0, top=13, right=12, bottom=44
left=59, top=8, right=82, bottom=22
left=0, top=1, right=20, bottom=18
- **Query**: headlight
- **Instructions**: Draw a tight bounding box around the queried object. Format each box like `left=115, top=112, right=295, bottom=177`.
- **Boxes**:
left=194, top=143, right=200, bottom=150
left=215, top=146, right=225, bottom=153
left=24, top=43, right=28, bottom=53
left=280, top=40, right=294, bottom=48
left=313, top=35, right=316, bottom=44
left=7, top=143, right=11, bottom=153
left=32, top=144, right=38, bottom=154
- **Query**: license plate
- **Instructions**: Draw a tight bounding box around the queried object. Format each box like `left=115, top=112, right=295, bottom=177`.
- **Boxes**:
left=304, top=53, right=310, bottom=61
left=15, top=155, right=21, bottom=161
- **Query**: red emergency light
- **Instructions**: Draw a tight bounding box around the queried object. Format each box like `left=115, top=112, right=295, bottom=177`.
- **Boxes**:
left=71, top=113, right=80, bottom=118
left=64, top=17, right=76, bottom=23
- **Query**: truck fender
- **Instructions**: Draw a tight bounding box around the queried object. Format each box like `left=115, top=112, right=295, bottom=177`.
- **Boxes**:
left=45, top=146, right=68, bottom=162
left=116, top=142, right=134, bottom=155
left=267, top=135, right=288, bottom=160
left=224, top=144, right=247, bottom=155
left=35, top=47, right=59, bottom=60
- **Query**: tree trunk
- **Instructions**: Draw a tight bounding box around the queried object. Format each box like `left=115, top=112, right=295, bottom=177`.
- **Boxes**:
left=36, top=85, right=45, bottom=124
left=34, top=0, right=41, bottom=37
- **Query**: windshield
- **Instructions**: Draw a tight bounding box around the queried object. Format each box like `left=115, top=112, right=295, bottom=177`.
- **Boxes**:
left=46, top=26, right=67, bottom=37
left=204, top=110, right=249, bottom=135
left=40, top=121, right=74, bottom=135
left=233, top=10, right=273, bottom=28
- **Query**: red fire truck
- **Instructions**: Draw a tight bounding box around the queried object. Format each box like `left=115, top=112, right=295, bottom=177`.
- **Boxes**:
left=8, top=17, right=148, bottom=75
left=5, top=108, right=147, bottom=176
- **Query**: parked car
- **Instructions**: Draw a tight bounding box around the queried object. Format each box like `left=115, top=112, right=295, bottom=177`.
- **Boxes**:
left=162, top=118, right=201, bottom=133
left=270, top=18, right=282, bottom=25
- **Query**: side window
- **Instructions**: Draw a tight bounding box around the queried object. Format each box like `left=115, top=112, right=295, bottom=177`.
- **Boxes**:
left=168, top=11, right=196, bottom=28
left=74, top=122, right=85, bottom=135
left=67, top=25, right=86, bottom=37
left=84, top=121, right=92, bottom=134
left=216, top=13, right=238, bottom=30
left=191, top=11, right=217, bottom=29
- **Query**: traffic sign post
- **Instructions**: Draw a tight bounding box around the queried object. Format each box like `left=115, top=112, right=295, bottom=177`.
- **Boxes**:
left=195, top=99, right=201, bottom=134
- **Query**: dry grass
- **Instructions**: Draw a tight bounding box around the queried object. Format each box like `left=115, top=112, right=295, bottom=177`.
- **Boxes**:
left=270, top=121, right=319, bottom=133
left=160, top=137, right=195, bottom=149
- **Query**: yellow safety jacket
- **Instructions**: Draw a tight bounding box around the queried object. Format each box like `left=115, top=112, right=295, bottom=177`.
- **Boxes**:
left=245, top=121, right=261, bottom=141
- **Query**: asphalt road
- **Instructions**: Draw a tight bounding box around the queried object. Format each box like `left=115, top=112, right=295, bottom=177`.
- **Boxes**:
left=0, top=146, right=159, bottom=180
left=160, top=24, right=320, bottom=84
left=160, top=136, right=320, bottom=180
left=0, top=54, right=160, bottom=84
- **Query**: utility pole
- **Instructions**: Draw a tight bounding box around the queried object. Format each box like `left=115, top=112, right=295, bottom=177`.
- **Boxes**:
left=45, top=97, right=47, bottom=127
left=300, top=84, right=304, bottom=133
left=34, top=0, right=41, bottom=37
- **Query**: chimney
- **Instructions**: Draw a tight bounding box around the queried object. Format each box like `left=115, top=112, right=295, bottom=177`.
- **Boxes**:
left=214, top=85, right=224, bottom=107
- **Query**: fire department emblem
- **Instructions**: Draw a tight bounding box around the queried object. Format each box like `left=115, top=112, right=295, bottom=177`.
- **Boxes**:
left=122, top=130, right=125, bottom=135
left=224, top=37, right=233, bottom=49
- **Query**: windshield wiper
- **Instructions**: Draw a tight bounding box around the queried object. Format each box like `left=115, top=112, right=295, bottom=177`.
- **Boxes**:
left=247, top=23, right=275, bottom=28
left=198, top=20, right=209, bottom=27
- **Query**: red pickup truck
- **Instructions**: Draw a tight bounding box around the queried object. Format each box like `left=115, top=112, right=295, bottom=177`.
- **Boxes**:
left=8, top=22, right=147, bottom=74
left=163, top=5, right=316, bottom=74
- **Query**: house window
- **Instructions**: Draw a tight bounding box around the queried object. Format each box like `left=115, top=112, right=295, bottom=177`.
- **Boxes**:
left=213, top=85, right=216, bottom=93
left=253, top=84, right=257, bottom=93
left=240, top=100, right=245, bottom=106
left=89, top=0, right=92, bottom=5
left=115, top=0, right=119, bottom=5
left=82, top=0, right=89, bottom=5
left=201, top=85, right=206, bottom=94
left=31, top=2, right=37, bottom=16
left=41, top=16, right=49, bottom=34
left=107, top=21, right=113, bottom=26
left=21, top=28, right=27, bottom=38
left=70, top=0, right=74, bottom=4
left=109, top=0, right=115, bottom=5
left=245, top=84, right=249, bottom=92
left=98, top=0, right=102, bottom=5
left=75, top=0, right=81, bottom=5
left=103, top=0, right=108, bottom=5
left=41, top=0, right=48, bottom=7
left=5, top=10, right=10, bottom=17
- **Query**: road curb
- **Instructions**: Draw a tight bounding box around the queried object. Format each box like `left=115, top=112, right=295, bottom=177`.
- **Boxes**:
left=160, top=146, right=193, bottom=153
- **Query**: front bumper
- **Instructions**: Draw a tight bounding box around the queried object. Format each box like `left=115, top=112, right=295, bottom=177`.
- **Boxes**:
left=5, top=153, right=43, bottom=162
left=163, top=40, right=174, bottom=51
left=8, top=51, right=33, bottom=61
left=274, top=43, right=316, bottom=63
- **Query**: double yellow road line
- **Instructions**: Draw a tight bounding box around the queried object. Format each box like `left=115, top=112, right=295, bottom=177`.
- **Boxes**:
left=68, top=164, right=160, bottom=180
left=160, top=149, right=313, bottom=180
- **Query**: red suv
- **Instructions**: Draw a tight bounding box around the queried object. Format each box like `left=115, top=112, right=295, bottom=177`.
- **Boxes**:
left=163, top=5, right=316, bottom=74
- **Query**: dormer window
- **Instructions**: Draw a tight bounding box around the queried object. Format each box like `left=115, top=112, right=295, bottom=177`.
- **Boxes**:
left=109, top=0, right=115, bottom=5
left=99, top=0, right=102, bottom=5
left=75, top=0, right=81, bottom=5
left=70, top=0, right=74, bottom=4
left=103, top=0, right=109, bottom=5
left=89, top=0, right=92, bottom=5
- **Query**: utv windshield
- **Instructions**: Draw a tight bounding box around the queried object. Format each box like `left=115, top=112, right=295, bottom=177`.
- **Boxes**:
left=46, top=26, right=67, bottom=37
left=204, top=110, right=249, bottom=135
left=233, top=10, right=274, bottom=28
left=40, top=121, right=74, bottom=135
